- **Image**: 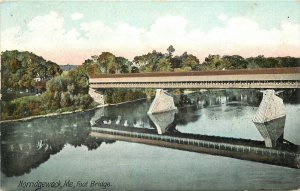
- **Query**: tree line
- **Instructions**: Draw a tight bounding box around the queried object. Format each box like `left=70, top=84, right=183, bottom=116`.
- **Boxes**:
left=1, top=51, right=95, bottom=120
left=79, top=45, right=299, bottom=102
left=1, top=50, right=62, bottom=95
left=81, top=45, right=299, bottom=77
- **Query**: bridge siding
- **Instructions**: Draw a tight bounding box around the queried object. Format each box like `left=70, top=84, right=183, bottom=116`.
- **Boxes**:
left=90, top=81, right=300, bottom=89
left=90, top=74, right=300, bottom=83
left=89, top=68, right=300, bottom=89
left=89, top=67, right=300, bottom=78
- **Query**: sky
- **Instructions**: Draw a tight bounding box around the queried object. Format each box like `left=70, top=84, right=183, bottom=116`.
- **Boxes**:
left=1, top=1, right=300, bottom=65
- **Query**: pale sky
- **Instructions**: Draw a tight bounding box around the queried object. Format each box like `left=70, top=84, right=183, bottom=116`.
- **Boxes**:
left=1, top=1, right=300, bottom=65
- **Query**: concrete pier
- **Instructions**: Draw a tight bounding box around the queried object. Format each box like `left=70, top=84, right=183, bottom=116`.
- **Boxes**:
left=89, top=88, right=105, bottom=105
left=147, top=89, right=177, bottom=114
left=253, top=90, right=286, bottom=123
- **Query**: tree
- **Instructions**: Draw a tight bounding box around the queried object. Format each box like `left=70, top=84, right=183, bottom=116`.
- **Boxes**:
left=97, top=52, right=116, bottom=73
left=167, top=45, right=175, bottom=58
left=222, top=55, right=247, bottom=69
left=202, top=54, right=223, bottom=70
left=131, top=66, right=139, bottom=73
left=171, top=55, right=182, bottom=69
left=182, top=54, right=200, bottom=71
left=108, top=62, right=117, bottom=74
left=140, top=64, right=153, bottom=73
left=158, top=58, right=173, bottom=72
left=115, top=56, right=130, bottom=73
left=86, top=63, right=101, bottom=77
left=1, top=50, right=62, bottom=95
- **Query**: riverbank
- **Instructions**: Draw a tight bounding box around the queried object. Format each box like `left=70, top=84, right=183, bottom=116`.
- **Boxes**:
left=0, top=98, right=149, bottom=124
left=0, top=104, right=106, bottom=124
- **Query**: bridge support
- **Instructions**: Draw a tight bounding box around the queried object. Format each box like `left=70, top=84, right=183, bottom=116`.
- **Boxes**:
left=147, top=89, right=177, bottom=114
left=89, top=88, right=105, bottom=105
left=252, top=89, right=285, bottom=123
left=253, top=117, right=285, bottom=148
left=148, top=110, right=177, bottom=134
left=252, top=89, right=286, bottom=147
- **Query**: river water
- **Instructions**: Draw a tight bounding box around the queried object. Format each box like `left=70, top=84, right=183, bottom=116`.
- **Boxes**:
left=1, top=90, right=300, bottom=190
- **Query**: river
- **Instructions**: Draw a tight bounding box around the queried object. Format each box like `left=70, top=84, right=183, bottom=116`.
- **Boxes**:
left=1, top=89, right=300, bottom=190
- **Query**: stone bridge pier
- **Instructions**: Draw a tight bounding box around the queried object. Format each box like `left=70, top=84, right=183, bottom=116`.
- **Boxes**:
left=148, top=89, right=178, bottom=114
left=253, top=89, right=287, bottom=148
left=89, top=88, right=105, bottom=105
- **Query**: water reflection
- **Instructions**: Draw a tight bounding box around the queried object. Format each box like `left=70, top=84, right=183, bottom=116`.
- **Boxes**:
left=1, top=90, right=300, bottom=177
left=146, top=109, right=293, bottom=150
left=91, top=106, right=300, bottom=169
left=1, top=110, right=115, bottom=177
left=254, top=117, right=285, bottom=148
left=90, top=90, right=298, bottom=148
left=148, top=110, right=177, bottom=134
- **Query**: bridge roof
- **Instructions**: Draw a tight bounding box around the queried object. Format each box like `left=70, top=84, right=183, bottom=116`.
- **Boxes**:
left=89, top=67, right=300, bottom=78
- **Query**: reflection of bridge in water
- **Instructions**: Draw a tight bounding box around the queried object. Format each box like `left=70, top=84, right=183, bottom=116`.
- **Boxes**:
left=90, top=107, right=300, bottom=169
left=90, top=106, right=300, bottom=168
left=89, top=95, right=290, bottom=148
left=1, top=90, right=299, bottom=179
left=90, top=125, right=300, bottom=169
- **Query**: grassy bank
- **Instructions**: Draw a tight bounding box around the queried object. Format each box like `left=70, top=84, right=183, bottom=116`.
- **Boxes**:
left=0, top=97, right=149, bottom=123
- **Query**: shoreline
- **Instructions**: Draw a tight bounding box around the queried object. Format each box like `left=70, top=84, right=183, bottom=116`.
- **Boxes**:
left=0, top=104, right=106, bottom=124
left=0, top=98, right=148, bottom=124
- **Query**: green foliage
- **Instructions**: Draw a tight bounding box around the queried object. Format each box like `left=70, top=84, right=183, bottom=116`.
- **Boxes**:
left=202, top=54, right=300, bottom=70
left=144, top=89, right=156, bottom=99
left=1, top=96, right=43, bottom=119
left=158, top=58, right=173, bottom=72
left=167, top=45, right=175, bottom=58
left=140, top=64, right=154, bottom=73
left=136, top=46, right=200, bottom=72
left=134, top=50, right=165, bottom=72
left=201, top=54, right=224, bottom=70
left=1, top=50, right=62, bottom=93
left=131, top=66, right=139, bottom=73
left=115, top=56, right=131, bottom=73
left=1, top=65, right=93, bottom=120
left=104, top=89, right=146, bottom=104
left=171, top=89, right=182, bottom=95
left=245, top=56, right=300, bottom=68
left=134, top=46, right=299, bottom=73
left=82, top=52, right=133, bottom=76
left=181, top=53, right=200, bottom=70
left=43, top=68, right=91, bottom=110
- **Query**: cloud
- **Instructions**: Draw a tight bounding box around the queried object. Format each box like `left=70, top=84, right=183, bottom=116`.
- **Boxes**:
left=1, top=12, right=299, bottom=65
left=71, top=12, right=83, bottom=20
